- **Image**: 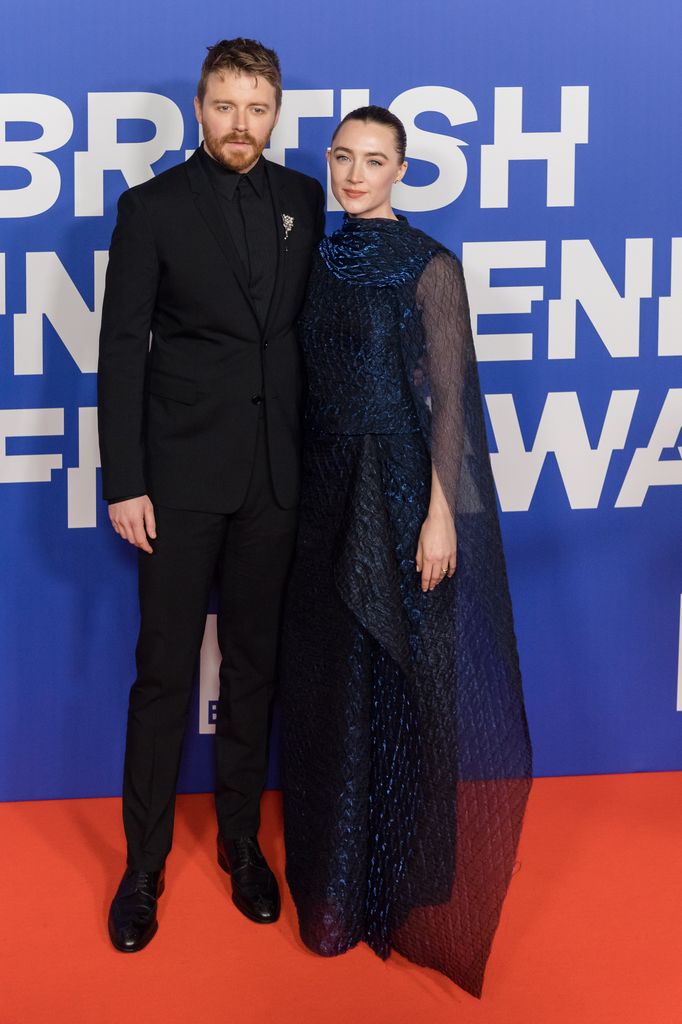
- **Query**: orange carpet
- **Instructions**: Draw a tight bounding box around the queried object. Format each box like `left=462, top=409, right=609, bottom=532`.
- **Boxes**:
left=1, top=773, right=680, bottom=1024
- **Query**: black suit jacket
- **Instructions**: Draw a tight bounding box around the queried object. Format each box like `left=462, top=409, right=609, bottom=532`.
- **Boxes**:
left=97, top=148, right=325, bottom=512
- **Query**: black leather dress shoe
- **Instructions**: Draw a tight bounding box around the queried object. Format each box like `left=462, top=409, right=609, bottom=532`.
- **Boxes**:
left=217, top=835, right=280, bottom=924
left=108, top=867, right=165, bottom=952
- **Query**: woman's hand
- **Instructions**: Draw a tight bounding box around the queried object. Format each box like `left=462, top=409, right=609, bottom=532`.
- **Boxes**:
left=415, top=506, right=457, bottom=592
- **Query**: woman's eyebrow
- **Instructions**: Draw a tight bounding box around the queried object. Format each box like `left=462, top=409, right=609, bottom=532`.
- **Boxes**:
left=333, top=145, right=389, bottom=159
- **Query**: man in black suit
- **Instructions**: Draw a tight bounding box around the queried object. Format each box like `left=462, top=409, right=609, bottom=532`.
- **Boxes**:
left=98, top=38, right=325, bottom=952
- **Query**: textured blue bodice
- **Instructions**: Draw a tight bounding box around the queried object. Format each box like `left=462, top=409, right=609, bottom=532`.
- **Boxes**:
left=299, top=216, right=441, bottom=437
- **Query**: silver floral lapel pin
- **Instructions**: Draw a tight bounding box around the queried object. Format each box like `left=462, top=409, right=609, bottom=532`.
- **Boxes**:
left=282, top=213, right=294, bottom=241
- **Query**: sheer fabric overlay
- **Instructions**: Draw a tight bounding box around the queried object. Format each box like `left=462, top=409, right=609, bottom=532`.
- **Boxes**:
left=282, top=215, right=532, bottom=996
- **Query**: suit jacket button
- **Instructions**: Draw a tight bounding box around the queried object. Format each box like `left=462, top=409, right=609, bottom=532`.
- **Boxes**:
left=263, top=341, right=269, bottom=350
left=251, top=394, right=263, bottom=405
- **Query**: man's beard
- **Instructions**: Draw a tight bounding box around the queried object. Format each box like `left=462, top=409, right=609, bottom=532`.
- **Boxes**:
left=202, top=126, right=265, bottom=172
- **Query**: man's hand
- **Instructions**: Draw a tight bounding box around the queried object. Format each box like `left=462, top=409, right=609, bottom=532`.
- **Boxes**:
left=109, top=495, right=157, bottom=554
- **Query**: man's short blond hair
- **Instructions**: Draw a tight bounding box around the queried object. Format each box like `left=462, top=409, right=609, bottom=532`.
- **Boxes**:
left=197, top=37, right=282, bottom=108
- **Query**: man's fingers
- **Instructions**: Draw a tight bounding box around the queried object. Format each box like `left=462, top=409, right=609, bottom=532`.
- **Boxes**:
left=112, top=519, right=129, bottom=542
left=144, top=503, right=157, bottom=540
left=120, top=522, right=137, bottom=546
left=131, top=519, right=153, bottom=553
left=108, top=496, right=155, bottom=551
left=112, top=513, right=153, bottom=553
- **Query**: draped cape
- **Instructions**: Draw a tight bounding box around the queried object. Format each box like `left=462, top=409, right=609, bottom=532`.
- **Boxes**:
left=282, top=215, right=532, bottom=996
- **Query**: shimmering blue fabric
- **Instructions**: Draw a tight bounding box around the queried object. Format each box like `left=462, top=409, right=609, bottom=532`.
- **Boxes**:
left=282, top=215, right=532, bottom=996
left=318, top=213, right=439, bottom=285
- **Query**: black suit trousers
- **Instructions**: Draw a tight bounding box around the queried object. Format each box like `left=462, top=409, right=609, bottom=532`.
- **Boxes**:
left=122, top=420, right=297, bottom=871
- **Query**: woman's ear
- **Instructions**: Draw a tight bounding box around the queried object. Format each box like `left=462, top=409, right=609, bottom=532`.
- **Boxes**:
left=394, top=159, right=408, bottom=184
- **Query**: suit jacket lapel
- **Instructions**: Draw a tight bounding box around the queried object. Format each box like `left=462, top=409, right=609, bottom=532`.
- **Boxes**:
left=185, top=150, right=259, bottom=323
left=262, top=160, right=289, bottom=339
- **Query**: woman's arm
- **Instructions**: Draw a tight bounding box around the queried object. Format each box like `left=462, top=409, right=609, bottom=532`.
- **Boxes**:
left=414, top=252, right=471, bottom=592
left=416, top=465, right=457, bottom=592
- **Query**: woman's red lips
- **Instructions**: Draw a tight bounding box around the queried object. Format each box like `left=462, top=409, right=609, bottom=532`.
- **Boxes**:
left=344, top=189, right=366, bottom=198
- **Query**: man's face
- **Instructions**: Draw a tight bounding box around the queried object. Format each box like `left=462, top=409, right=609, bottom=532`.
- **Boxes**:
left=194, top=71, right=280, bottom=173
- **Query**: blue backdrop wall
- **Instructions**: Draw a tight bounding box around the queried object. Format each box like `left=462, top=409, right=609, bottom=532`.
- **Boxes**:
left=1, top=0, right=681, bottom=801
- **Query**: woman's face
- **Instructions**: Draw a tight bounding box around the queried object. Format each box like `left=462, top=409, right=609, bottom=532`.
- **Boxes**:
left=327, top=119, right=407, bottom=220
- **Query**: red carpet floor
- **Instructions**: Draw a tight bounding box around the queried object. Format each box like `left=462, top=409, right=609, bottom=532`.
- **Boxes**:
left=1, top=772, right=680, bottom=1024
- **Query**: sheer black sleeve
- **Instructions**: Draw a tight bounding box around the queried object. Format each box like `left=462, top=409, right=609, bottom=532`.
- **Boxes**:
left=415, top=251, right=472, bottom=519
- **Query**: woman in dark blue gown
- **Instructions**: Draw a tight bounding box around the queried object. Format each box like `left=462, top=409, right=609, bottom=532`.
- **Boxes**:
left=281, top=107, right=532, bottom=997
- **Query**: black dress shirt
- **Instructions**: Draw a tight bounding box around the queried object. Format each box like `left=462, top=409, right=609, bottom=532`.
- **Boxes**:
left=198, top=144, right=278, bottom=330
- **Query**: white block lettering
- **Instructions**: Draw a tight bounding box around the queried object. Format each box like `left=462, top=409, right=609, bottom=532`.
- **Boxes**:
left=616, top=389, right=682, bottom=506
left=462, top=240, right=546, bottom=361
left=548, top=238, right=653, bottom=359
left=74, top=92, right=184, bottom=216
left=0, top=408, right=64, bottom=482
left=199, top=613, right=220, bottom=734
left=658, top=238, right=682, bottom=356
left=480, top=86, right=589, bottom=208
left=67, top=407, right=100, bottom=528
left=0, top=94, right=73, bottom=217
left=391, top=87, right=478, bottom=212
left=487, top=390, right=638, bottom=510
left=265, top=89, right=334, bottom=167
left=14, top=250, right=108, bottom=374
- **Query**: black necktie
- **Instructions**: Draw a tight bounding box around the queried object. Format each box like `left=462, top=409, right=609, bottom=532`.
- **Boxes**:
left=235, top=175, right=252, bottom=285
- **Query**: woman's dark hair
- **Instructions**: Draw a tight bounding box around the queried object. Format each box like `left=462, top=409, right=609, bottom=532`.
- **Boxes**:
left=331, top=105, right=407, bottom=163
